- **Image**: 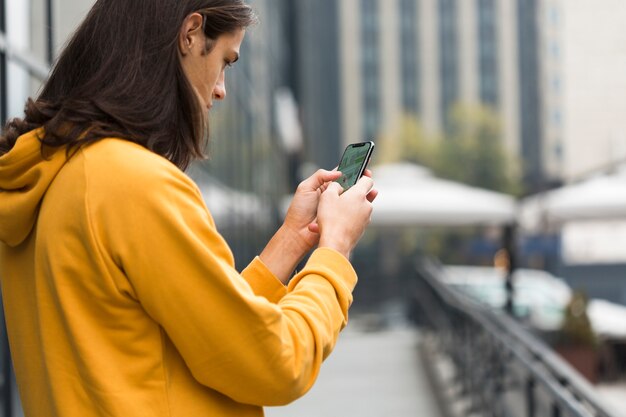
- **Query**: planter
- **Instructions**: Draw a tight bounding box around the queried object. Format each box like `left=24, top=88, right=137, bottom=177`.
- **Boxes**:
left=555, top=345, right=599, bottom=384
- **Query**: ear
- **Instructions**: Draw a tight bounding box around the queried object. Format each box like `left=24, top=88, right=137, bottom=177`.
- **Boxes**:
left=178, top=13, right=204, bottom=56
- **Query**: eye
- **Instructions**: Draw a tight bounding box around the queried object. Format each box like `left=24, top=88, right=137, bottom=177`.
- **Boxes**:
left=224, top=54, right=239, bottom=69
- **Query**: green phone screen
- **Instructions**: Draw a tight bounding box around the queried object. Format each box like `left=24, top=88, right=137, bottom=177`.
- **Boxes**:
left=336, top=142, right=373, bottom=191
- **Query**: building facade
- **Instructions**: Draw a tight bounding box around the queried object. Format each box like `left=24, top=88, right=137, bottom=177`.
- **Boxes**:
left=333, top=0, right=626, bottom=190
left=285, top=0, right=526, bottom=180
left=539, top=0, right=626, bottom=183
left=338, top=0, right=538, bottom=186
left=286, top=0, right=343, bottom=171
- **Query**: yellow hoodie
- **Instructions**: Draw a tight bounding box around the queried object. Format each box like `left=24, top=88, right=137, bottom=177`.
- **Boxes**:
left=0, top=129, right=357, bottom=417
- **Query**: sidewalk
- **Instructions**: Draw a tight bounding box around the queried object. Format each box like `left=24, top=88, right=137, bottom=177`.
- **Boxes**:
left=596, top=383, right=626, bottom=417
left=265, top=318, right=441, bottom=417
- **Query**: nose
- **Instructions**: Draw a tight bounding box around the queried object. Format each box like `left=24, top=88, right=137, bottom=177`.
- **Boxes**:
left=213, top=72, right=226, bottom=101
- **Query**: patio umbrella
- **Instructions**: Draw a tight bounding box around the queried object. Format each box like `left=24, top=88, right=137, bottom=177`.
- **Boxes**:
left=519, top=168, right=626, bottom=231
left=371, top=162, right=517, bottom=227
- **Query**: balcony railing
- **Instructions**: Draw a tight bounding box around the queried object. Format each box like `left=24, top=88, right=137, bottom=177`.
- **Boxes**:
left=410, top=259, right=616, bottom=417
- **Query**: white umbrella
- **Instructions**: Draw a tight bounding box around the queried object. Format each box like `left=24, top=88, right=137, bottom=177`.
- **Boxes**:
left=519, top=168, right=626, bottom=231
left=197, top=178, right=271, bottom=227
left=588, top=299, right=626, bottom=339
left=186, top=165, right=273, bottom=228
left=371, top=163, right=517, bottom=227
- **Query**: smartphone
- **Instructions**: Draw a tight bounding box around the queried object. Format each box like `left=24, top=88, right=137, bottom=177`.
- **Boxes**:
left=335, top=141, right=375, bottom=191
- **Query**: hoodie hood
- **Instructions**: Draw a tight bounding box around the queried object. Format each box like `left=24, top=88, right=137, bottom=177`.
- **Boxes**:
left=0, top=129, right=67, bottom=247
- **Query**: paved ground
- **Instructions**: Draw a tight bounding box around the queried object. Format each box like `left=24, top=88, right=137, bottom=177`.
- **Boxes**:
left=265, top=321, right=441, bottom=417
left=596, top=383, right=626, bottom=417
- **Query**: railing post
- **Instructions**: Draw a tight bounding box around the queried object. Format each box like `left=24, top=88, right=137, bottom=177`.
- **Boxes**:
left=503, top=224, right=517, bottom=315
left=526, top=378, right=535, bottom=417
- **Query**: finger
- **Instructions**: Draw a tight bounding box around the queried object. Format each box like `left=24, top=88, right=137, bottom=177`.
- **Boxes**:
left=300, top=169, right=342, bottom=190
left=363, top=169, right=374, bottom=178
left=352, top=176, right=374, bottom=195
left=366, top=188, right=379, bottom=203
left=308, top=223, right=320, bottom=234
left=318, top=169, right=342, bottom=181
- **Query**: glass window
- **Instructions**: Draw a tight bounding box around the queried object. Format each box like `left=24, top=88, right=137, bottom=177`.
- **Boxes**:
left=439, top=0, right=459, bottom=126
left=360, top=0, right=380, bottom=140
left=478, top=0, right=499, bottom=107
left=1, top=0, right=51, bottom=123
left=550, top=41, right=560, bottom=60
left=552, top=76, right=561, bottom=94
left=399, top=0, right=420, bottom=114
left=549, top=5, right=560, bottom=26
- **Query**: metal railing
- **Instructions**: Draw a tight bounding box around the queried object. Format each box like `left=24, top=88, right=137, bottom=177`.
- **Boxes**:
left=411, top=259, right=617, bottom=417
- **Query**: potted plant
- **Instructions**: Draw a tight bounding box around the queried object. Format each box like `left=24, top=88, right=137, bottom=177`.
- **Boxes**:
left=554, top=291, right=599, bottom=383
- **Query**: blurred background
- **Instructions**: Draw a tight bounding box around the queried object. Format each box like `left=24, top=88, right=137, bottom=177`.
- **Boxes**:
left=2, top=0, right=626, bottom=416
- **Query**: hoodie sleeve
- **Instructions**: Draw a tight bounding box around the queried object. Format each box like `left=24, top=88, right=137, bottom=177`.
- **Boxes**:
left=241, top=257, right=288, bottom=303
left=88, top=147, right=356, bottom=406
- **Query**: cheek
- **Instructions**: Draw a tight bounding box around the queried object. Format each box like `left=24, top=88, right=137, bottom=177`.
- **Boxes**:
left=195, top=70, right=216, bottom=103
left=207, top=66, right=222, bottom=90
left=188, top=64, right=209, bottom=98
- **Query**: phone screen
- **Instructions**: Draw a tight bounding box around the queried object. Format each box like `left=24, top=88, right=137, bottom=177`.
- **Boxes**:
left=335, top=141, right=374, bottom=191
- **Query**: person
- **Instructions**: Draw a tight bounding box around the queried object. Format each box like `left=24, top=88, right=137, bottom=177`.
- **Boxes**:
left=0, top=1, right=376, bottom=416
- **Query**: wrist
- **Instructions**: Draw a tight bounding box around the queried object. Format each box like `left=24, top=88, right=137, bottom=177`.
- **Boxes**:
left=318, top=235, right=351, bottom=259
left=279, top=223, right=315, bottom=254
left=259, top=225, right=311, bottom=284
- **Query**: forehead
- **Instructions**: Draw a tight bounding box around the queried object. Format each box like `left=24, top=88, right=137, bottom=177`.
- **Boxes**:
left=215, top=29, right=245, bottom=52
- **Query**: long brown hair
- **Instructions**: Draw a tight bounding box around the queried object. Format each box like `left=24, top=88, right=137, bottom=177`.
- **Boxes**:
left=0, top=0, right=256, bottom=170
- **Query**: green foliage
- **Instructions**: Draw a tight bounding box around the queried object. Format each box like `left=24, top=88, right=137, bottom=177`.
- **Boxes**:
left=377, top=116, right=436, bottom=167
left=435, top=104, right=521, bottom=195
left=558, top=292, right=597, bottom=348
left=376, top=103, right=522, bottom=196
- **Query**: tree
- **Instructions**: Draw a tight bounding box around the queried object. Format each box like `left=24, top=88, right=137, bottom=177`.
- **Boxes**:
left=376, top=115, right=436, bottom=167
left=376, top=104, right=521, bottom=195
left=434, top=104, right=521, bottom=195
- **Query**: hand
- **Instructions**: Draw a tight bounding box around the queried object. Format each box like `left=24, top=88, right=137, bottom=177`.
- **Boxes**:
left=317, top=176, right=376, bottom=258
left=259, top=169, right=377, bottom=282
left=282, top=169, right=342, bottom=252
left=307, top=169, right=378, bottom=234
